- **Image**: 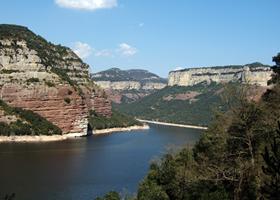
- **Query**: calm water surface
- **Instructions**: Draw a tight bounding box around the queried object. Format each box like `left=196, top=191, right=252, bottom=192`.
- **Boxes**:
left=0, top=124, right=202, bottom=200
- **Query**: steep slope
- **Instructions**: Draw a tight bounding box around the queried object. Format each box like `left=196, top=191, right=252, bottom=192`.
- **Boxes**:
left=91, top=68, right=167, bottom=103
left=115, top=82, right=268, bottom=126
left=0, top=24, right=112, bottom=135
left=169, top=62, right=272, bottom=87
left=115, top=82, right=224, bottom=126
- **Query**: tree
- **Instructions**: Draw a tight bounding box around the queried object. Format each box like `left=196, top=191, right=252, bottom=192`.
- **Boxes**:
left=95, top=191, right=121, bottom=200
left=273, top=53, right=280, bottom=66
left=268, top=53, right=280, bottom=84
left=261, top=122, right=280, bottom=199
left=137, top=180, right=169, bottom=200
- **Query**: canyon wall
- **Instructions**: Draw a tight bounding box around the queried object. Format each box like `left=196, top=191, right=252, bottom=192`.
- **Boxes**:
left=168, top=64, right=273, bottom=87
left=94, top=80, right=166, bottom=91
left=91, top=68, right=167, bottom=103
left=0, top=25, right=112, bottom=135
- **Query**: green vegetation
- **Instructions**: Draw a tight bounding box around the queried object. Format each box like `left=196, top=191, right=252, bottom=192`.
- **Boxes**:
left=88, top=110, right=142, bottom=130
left=96, top=191, right=121, bottom=200
left=115, top=82, right=227, bottom=126
left=0, top=24, right=85, bottom=95
left=0, top=99, right=62, bottom=136
left=44, top=80, right=55, bottom=87
left=0, top=24, right=69, bottom=66
left=64, top=97, right=71, bottom=104
left=0, top=69, right=19, bottom=74
left=26, top=77, right=39, bottom=83
left=91, top=68, right=167, bottom=84
left=97, top=54, right=280, bottom=200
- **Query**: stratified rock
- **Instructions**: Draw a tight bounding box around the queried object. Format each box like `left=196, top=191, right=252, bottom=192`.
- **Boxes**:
left=168, top=63, right=273, bottom=87
left=0, top=24, right=112, bottom=135
left=91, top=68, right=167, bottom=103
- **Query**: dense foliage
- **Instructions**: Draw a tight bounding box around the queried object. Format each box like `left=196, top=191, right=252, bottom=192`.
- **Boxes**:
left=115, top=82, right=227, bottom=126
left=88, top=110, right=142, bottom=130
left=97, top=54, right=280, bottom=200
left=0, top=99, right=62, bottom=135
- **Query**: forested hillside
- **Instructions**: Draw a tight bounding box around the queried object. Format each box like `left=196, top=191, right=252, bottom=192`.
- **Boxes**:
left=115, top=82, right=225, bottom=126
left=115, top=82, right=266, bottom=126
left=97, top=54, right=280, bottom=200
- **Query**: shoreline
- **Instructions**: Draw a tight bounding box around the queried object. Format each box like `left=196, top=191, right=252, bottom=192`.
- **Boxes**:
left=0, top=124, right=150, bottom=143
left=137, top=119, right=208, bottom=130
left=0, top=132, right=87, bottom=143
left=93, top=124, right=150, bottom=135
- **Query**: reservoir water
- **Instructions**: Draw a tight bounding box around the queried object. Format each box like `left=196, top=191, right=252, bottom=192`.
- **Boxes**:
left=0, top=124, right=203, bottom=200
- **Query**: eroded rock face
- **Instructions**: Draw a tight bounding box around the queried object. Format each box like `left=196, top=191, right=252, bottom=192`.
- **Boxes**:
left=95, top=81, right=142, bottom=90
left=168, top=64, right=273, bottom=87
left=91, top=68, right=167, bottom=104
left=0, top=25, right=112, bottom=135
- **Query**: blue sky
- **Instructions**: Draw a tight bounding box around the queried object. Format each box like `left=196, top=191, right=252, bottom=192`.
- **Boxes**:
left=0, top=0, right=279, bottom=77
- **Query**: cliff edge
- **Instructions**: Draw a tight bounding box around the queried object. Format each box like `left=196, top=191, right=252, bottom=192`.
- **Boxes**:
left=0, top=24, right=112, bottom=135
left=168, top=63, right=273, bottom=87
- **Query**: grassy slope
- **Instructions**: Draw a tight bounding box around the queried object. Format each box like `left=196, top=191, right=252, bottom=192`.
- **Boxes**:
left=114, top=82, right=228, bottom=126
left=88, top=110, right=142, bottom=130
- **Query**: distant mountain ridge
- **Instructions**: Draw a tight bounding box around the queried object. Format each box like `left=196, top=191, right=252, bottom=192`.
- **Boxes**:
left=91, top=68, right=167, bottom=104
left=91, top=68, right=167, bottom=84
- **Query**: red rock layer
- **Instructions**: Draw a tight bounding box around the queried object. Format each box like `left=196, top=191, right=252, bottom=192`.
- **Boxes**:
left=1, top=84, right=89, bottom=134
left=92, top=94, right=112, bottom=117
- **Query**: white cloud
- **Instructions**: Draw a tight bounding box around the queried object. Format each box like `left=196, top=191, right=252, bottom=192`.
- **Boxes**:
left=94, top=49, right=113, bottom=57
left=72, top=42, right=92, bottom=59
left=55, top=0, right=117, bottom=11
left=72, top=41, right=137, bottom=59
left=117, top=43, right=137, bottom=56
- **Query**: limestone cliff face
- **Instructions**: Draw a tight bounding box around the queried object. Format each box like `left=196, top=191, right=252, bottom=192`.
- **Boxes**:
left=94, top=81, right=142, bottom=90
left=91, top=68, right=167, bottom=103
left=92, top=68, right=167, bottom=91
left=94, top=81, right=167, bottom=91
left=0, top=24, right=111, bottom=135
left=168, top=64, right=273, bottom=87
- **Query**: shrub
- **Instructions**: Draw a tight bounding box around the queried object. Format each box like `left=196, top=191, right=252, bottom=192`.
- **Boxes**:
left=64, top=97, right=71, bottom=104
left=45, top=81, right=55, bottom=87
left=0, top=69, right=19, bottom=74
left=88, top=110, right=142, bottom=130
left=27, top=77, right=39, bottom=83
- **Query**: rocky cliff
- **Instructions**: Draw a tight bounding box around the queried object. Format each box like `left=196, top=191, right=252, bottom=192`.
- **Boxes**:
left=168, top=63, right=273, bottom=87
left=91, top=68, right=167, bottom=90
left=91, top=68, right=167, bottom=103
left=0, top=24, right=112, bottom=135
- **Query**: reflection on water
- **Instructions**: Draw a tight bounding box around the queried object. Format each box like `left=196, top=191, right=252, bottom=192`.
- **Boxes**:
left=0, top=124, right=203, bottom=200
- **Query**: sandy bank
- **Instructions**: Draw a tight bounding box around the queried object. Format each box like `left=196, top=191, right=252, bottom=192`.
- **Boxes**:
left=137, top=119, right=208, bottom=130
left=0, top=132, right=87, bottom=143
left=93, top=124, right=150, bottom=135
left=0, top=125, right=150, bottom=143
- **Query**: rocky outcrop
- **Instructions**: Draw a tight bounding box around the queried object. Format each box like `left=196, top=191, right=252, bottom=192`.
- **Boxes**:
left=94, top=81, right=142, bottom=90
left=91, top=68, right=167, bottom=103
left=92, top=68, right=167, bottom=91
left=168, top=63, right=273, bottom=87
left=0, top=24, right=112, bottom=135
left=92, top=93, right=112, bottom=117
